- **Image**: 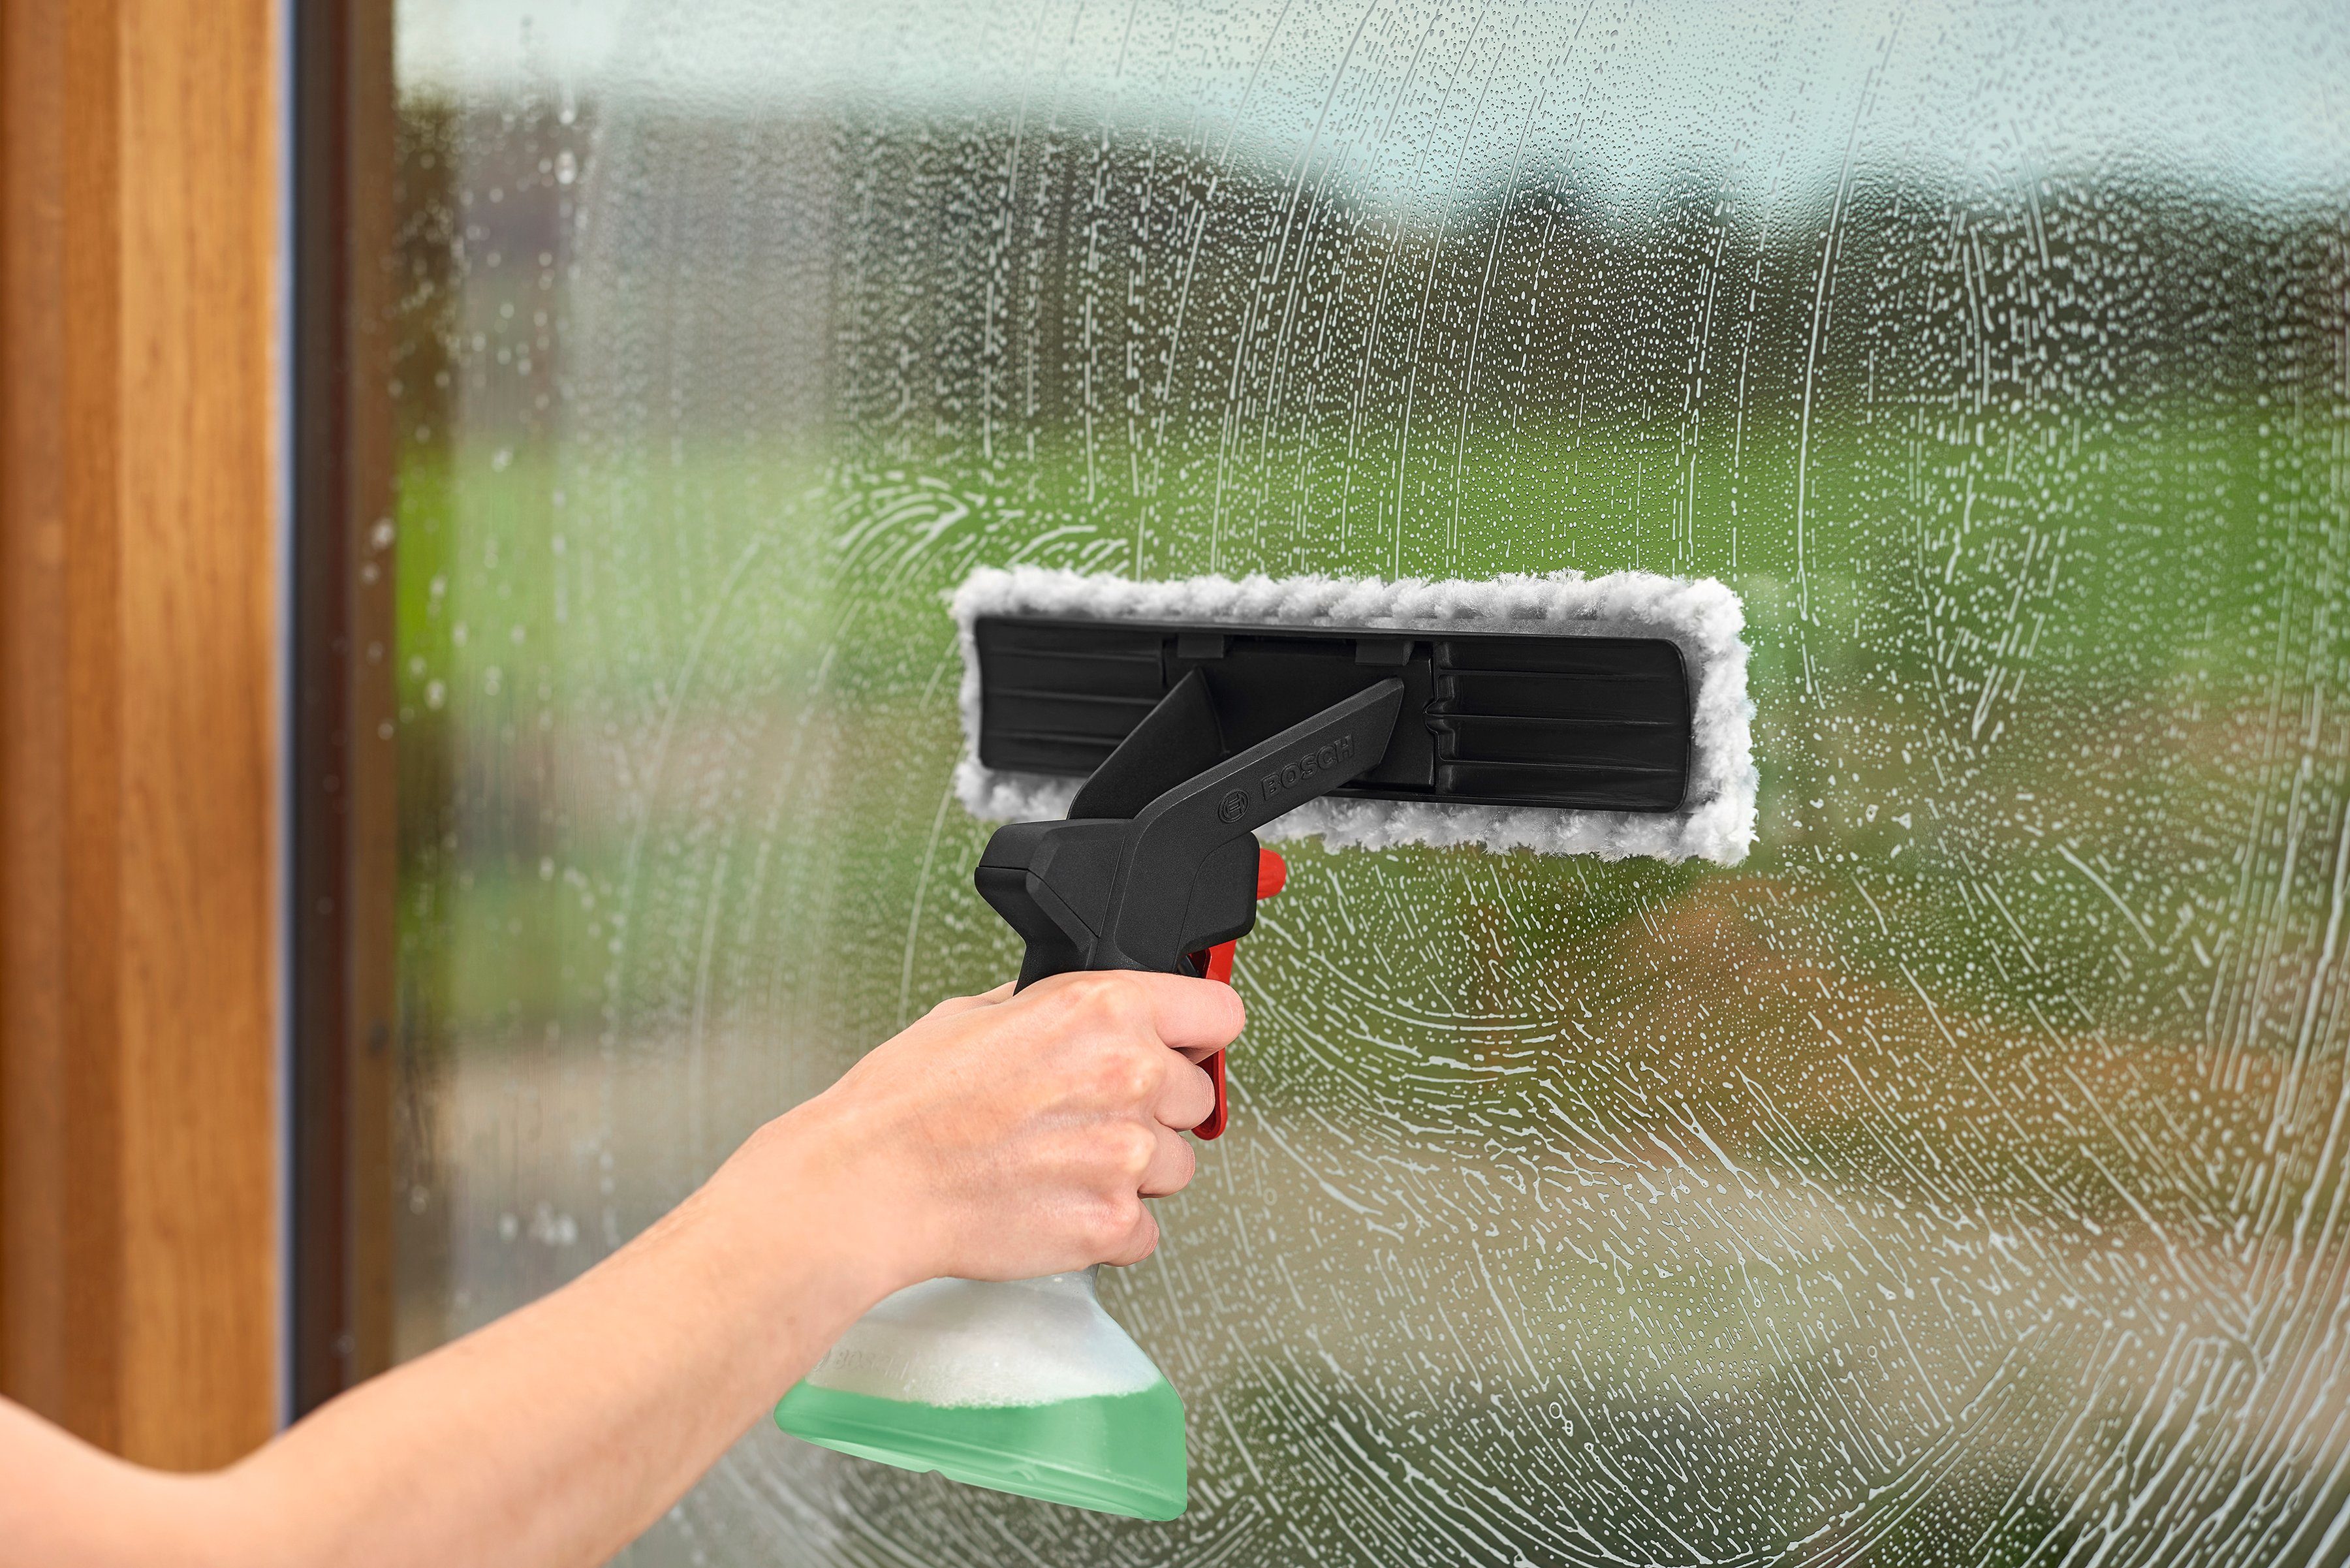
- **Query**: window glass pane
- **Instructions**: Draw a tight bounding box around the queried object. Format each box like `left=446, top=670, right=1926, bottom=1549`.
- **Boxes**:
left=388, top=2, right=2350, bottom=1561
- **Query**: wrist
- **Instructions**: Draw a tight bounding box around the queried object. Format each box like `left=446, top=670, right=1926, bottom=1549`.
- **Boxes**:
left=704, top=1101, right=934, bottom=1318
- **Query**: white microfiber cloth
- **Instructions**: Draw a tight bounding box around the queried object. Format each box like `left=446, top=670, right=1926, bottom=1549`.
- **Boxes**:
left=951, top=568, right=1755, bottom=865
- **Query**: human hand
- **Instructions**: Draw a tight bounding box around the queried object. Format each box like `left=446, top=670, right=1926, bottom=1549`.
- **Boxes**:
left=722, top=971, right=1245, bottom=1295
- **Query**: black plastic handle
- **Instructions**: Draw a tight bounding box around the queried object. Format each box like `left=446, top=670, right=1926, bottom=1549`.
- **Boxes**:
left=1088, top=678, right=1402, bottom=972
left=974, top=676, right=1405, bottom=984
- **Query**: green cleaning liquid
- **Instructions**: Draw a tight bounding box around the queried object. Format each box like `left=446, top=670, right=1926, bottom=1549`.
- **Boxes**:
left=776, top=1375, right=1187, bottom=1521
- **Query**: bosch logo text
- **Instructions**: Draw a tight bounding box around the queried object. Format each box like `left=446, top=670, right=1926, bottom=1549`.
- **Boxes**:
left=1261, top=733, right=1354, bottom=802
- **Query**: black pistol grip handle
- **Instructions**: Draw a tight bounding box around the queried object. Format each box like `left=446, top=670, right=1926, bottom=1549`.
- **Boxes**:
left=975, top=826, right=1259, bottom=988
left=1093, top=679, right=1403, bottom=973
left=973, top=676, right=1405, bottom=985
left=973, top=818, right=1126, bottom=988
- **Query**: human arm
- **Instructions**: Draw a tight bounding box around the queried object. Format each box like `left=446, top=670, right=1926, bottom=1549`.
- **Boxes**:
left=0, top=969, right=1242, bottom=1568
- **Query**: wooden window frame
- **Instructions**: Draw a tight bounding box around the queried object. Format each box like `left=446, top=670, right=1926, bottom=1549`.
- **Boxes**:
left=1, top=0, right=287, bottom=1465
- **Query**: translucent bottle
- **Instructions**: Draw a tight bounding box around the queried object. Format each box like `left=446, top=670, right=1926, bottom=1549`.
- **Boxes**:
left=775, top=1268, right=1186, bottom=1520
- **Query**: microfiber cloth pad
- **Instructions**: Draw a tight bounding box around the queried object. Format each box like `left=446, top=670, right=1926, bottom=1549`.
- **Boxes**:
left=950, top=567, right=1755, bottom=865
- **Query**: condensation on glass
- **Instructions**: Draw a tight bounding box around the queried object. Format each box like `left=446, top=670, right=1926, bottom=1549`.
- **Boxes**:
left=386, top=2, right=2350, bottom=1561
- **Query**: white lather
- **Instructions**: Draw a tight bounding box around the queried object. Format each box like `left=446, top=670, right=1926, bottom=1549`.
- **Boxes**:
left=951, top=567, right=1755, bottom=866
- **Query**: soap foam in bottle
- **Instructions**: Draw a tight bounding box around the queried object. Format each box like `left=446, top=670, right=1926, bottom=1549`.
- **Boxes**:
left=776, top=1268, right=1186, bottom=1520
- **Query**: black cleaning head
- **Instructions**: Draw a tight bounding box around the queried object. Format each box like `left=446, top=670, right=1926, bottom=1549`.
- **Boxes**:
left=973, top=615, right=1692, bottom=813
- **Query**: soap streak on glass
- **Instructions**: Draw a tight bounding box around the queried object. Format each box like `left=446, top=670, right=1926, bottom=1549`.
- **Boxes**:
left=386, top=1, right=2350, bottom=1563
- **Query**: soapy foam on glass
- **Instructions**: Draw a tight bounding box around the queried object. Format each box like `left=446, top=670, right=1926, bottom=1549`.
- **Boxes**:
left=799, top=1272, right=1163, bottom=1407
left=951, top=567, right=1756, bottom=866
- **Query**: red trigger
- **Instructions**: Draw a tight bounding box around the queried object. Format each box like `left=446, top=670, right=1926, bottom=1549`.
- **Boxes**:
left=1185, top=849, right=1287, bottom=1141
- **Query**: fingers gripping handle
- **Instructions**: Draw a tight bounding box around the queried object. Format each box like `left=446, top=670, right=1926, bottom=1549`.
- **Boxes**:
left=976, top=677, right=1395, bottom=1142
left=1183, top=849, right=1287, bottom=1140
